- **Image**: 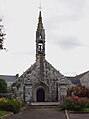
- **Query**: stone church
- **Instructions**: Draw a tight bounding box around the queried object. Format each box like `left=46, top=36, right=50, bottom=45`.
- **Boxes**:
left=12, top=11, right=72, bottom=102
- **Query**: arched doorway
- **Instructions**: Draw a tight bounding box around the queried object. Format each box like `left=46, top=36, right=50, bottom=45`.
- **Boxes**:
left=36, top=88, right=45, bottom=102
left=33, top=83, right=49, bottom=102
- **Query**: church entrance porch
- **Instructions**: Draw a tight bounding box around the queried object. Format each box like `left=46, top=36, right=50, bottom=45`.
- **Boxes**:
left=33, top=83, right=49, bottom=102
left=37, top=88, right=45, bottom=102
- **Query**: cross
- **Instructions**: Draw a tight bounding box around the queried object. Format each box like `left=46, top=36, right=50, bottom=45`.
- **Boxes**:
left=39, top=0, right=42, bottom=11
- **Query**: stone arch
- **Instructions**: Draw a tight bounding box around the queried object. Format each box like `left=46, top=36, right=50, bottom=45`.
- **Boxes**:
left=33, top=82, right=49, bottom=102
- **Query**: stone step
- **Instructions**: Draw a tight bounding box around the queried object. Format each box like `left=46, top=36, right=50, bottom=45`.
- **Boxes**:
left=30, top=102, right=60, bottom=108
left=31, top=102, right=60, bottom=106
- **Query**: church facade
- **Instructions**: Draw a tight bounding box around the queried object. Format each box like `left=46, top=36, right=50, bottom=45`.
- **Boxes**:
left=12, top=11, right=72, bottom=102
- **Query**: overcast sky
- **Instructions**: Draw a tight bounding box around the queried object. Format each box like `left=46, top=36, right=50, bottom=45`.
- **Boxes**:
left=0, top=0, right=89, bottom=76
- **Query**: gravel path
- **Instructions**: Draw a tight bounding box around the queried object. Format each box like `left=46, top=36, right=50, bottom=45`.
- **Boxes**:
left=7, top=107, right=66, bottom=119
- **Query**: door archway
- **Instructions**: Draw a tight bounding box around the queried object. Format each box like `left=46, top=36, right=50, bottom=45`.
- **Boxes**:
left=36, top=88, right=45, bottom=102
left=33, top=82, right=49, bottom=102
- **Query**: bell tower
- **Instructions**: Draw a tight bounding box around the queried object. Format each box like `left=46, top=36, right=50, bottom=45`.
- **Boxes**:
left=36, top=11, right=45, bottom=60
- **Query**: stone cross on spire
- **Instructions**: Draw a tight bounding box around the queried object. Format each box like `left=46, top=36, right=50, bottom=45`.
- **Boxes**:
left=39, top=0, right=42, bottom=11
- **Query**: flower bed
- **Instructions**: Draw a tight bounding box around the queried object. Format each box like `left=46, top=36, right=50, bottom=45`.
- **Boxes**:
left=59, top=96, right=89, bottom=111
left=0, top=98, right=23, bottom=113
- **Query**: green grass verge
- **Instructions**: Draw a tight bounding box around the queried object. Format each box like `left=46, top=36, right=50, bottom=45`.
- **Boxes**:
left=0, top=110, right=9, bottom=117
left=83, top=108, right=89, bottom=112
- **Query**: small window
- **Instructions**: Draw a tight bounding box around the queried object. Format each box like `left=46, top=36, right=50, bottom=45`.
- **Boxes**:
left=38, top=43, right=43, bottom=52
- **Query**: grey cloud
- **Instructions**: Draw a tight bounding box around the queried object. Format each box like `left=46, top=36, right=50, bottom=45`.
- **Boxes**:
left=11, top=51, right=34, bottom=55
left=46, top=14, right=81, bottom=30
left=46, top=14, right=83, bottom=35
left=55, top=0, right=87, bottom=10
left=63, top=0, right=86, bottom=9
left=46, top=0, right=87, bottom=31
left=51, top=36, right=82, bottom=50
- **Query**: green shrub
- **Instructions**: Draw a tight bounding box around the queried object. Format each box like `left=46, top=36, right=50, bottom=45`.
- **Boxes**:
left=5, top=98, right=23, bottom=113
left=0, top=98, right=23, bottom=113
left=0, top=111, right=8, bottom=117
left=0, top=98, right=8, bottom=109
left=0, top=79, right=7, bottom=93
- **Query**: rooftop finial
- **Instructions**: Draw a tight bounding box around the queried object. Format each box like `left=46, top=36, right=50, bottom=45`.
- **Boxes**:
left=39, top=0, right=42, bottom=11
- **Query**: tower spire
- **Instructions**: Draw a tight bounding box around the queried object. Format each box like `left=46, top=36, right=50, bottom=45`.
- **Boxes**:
left=36, top=7, right=45, bottom=60
left=37, top=0, right=43, bottom=30
left=37, top=11, right=43, bottom=30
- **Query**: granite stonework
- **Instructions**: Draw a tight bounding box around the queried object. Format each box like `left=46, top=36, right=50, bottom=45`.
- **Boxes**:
left=11, top=11, right=73, bottom=102
left=12, top=59, right=72, bottom=102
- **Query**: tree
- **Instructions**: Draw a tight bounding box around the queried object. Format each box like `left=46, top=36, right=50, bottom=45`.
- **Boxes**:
left=0, top=18, right=6, bottom=50
left=0, top=79, right=7, bottom=93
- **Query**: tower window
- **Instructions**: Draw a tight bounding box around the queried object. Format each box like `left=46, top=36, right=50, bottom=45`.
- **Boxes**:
left=39, top=35, right=42, bottom=39
left=38, top=43, right=43, bottom=52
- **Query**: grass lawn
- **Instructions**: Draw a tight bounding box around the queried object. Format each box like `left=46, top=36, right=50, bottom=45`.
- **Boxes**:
left=83, top=108, right=89, bottom=112
left=0, top=110, right=9, bottom=117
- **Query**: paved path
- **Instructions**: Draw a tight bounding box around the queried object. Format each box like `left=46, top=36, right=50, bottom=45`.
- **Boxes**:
left=69, top=113, right=89, bottom=119
left=7, top=107, right=66, bottom=119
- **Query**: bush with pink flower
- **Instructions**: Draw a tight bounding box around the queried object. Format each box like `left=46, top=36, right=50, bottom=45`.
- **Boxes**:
left=60, top=96, right=89, bottom=111
left=60, top=85, right=89, bottom=111
left=67, top=85, right=89, bottom=98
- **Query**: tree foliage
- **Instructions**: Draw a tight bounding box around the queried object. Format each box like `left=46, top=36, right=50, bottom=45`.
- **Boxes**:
left=0, top=79, right=7, bottom=93
left=0, top=19, right=6, bottom=50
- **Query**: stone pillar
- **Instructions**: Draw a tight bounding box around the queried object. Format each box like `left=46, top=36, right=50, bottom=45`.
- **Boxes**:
left=58, top=82, right=68, bottom=101
left=24, top=83, right=32, bottom=103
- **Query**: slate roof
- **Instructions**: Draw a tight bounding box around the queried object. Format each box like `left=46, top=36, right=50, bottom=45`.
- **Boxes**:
left=0, top=75, right=16, bottom=82
left=66, top=76, right=81, bottom=85
left=66, top=71, right=89, bottom=85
